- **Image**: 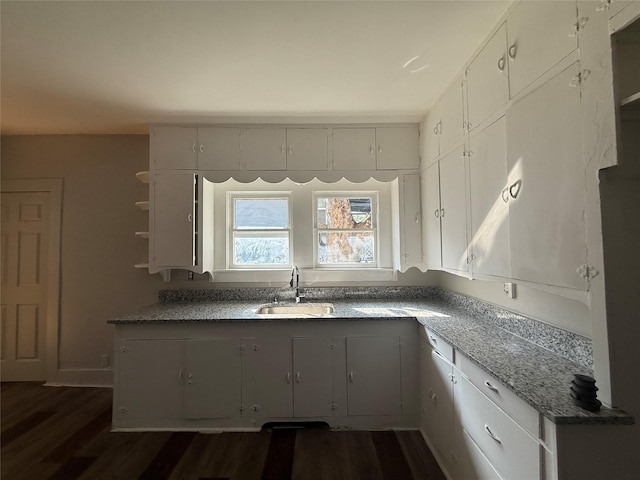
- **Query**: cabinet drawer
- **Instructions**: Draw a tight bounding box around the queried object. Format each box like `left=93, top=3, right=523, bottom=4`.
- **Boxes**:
left=423, top=327, right=454, bottom=363
left=459, top=429, right=504, bottom=480
left=460, top=375, right=540, bottom=480
left=459, top=353, right=539, bottom=437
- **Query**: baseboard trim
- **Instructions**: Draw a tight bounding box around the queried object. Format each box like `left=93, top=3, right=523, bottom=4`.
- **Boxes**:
left=47, top=368, right=113, bottom=387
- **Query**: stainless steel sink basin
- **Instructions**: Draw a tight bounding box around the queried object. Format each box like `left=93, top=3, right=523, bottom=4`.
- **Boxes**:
left=256, top=303, right=335, bottom=315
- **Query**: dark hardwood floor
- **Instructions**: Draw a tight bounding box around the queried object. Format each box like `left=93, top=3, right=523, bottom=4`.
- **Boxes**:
left=1, top=382, right=446, bottom=480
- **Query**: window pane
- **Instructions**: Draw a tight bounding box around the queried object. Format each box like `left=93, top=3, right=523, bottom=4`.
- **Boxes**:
left=233, top=232, right=290, bottom=265
left=317, top=231, right=374, bottom=264
left=317, top=197, right=372, bottom=229
left=235, top=198, right=288, bottom=229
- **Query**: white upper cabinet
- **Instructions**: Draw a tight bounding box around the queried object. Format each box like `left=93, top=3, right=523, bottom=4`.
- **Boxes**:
left=438, top=78, right=465, bottom=155
left=506, top=0, right=578, bottom=98
left=506, top=63, right=586, bottom=290
left=423, top=161, right=442, bottom=269
left=197, top=127, right=241, bottom=170
left=466, top=23, right=509, bottom=131
left=376, top=126, right=420, bottom=170
left=439, top=145, right=469, bottom=273
left=422, top=112, right=441, bottom=166
left=469, top=115, right=511, bottom=280
left=332, top=128, right=377, bottom=171
left=241, top=127, right=287, bottom=171
left=151, top=172, right=196, bottom=269
left=151, top=126, right=198, bottom=170
left=285, top=128, right=329, bottom=170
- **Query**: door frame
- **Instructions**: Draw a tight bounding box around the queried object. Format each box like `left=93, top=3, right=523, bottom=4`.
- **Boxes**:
left=1, top=178, right=62, bottom=384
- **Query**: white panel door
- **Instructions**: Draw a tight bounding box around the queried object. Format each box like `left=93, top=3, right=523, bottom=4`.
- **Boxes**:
left=152, top=173, right=195, bottom=268
left=423, top=162, right=442, bottom=269
left=244, top=336, right=293, bottom=418
left=399, top=174, right=423, bottom=269
left=183, top=338, right=242, bottom=419
left=151, top=126, right=198, bottom=170
left=332, top=128, right=376, bottom=171
left=469, top=116, right=511, bottom=279
left=116, top=339, right=183, bottom=421
left=197, top=127, right=241, bottom=170
left=376, top=126, right=420, bottom=170
left=506, top=64, right=586, bottom=289
left=466, top=23, right=509, bottom=130
left=1, top=192, right=50, bottom=381
left=506, top=0, right=578, bottom=98
left=241, top=128, right=287, bottom=171
left=346, top=336, right=401, bottom=416
left=439, top=145, right=469, bottom=272
left=286, top=128, right=329, bottom=170
left=293, top=337, right=334, bottom=417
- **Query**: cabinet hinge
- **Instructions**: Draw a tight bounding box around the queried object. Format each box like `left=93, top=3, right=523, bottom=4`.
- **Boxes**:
left=463, top=149, right=473, bottom=158
left=596, top=0, right=612, bottom=12
left=330, top=401, right=338, bottom=410
left=329, top=343, right=336, bottom=350
left=120, top=346, right=129, bottom=353
left=577, top=264, right=600, bottom=280
left=252, top=344, right=261, bottom=352
left=569, top=70, right=591, bottom=88
left=238, top=344, right=247, bottom=352
left=569, top=17, right=589, bottom=37
left=239, top=404, right=245, bottom=412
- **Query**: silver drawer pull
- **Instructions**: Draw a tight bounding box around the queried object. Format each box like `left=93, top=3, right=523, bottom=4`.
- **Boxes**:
left=484, top=380, right=499, bottom=392
left=429, top=335, right=437, bottom=343
left=485, top=424, right=502, bottom=444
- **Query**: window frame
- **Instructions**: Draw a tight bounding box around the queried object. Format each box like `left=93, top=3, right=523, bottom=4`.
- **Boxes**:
left=227, top=191, right=293, bottom=269
left=313, top=191, right=379, bottom=269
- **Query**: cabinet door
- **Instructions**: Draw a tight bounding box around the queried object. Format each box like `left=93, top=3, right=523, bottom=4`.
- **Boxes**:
left=466, top=23, right=509, bottom=130
left=439, top=146, right=469, bottom=272
left=151, top=173, right=195, bottom=268
left=151, top=126, right=198, bottom=170
left=116, top=339, right=183, bottom=421
left=183, top=338, right=242, bottom=419
left=423, top=348, right=455, bottom=467
left=506, top=64, right=586, bottom=289
left=438, top=79, right=465, bottom=155
left=332, top=128, right=376, bottom=171
left=293, top=337, right=334, bottom=417
left=286, top=128, right=329, bottom=170
left=244, top=336, right=293, bottom=418
left=346, top=336, right=401, bottom=416
left=241, top=128, right=287, bottom=171
left=398, top=174, right=423, bottom=270
left=469, top=116, right=511, bottom=279
left=197, top=127, right=241, bottom=170
left=423, top=162, right=442, bottom=269
left=422, top=111, right=441, bottom=165
left=507, top=0, right=578, bottom=98
left=376, top=126, right=420, bottom=170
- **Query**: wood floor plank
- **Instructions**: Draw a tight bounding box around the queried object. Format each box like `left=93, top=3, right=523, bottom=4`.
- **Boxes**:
left=292, top=428, right=349, bottom=480
left=260, top=428, right=297, bottom=480
left=231, top=431, right=273, bottom=480
left=169, top=433, right=223, bottom=480
left=139, top=431, right=197, bottom=480
left=47, top=456, right=96, bottom=480
left=200, top=432, right=247, bottom=479
left=75, top=430, right=146, bottom=479
left=396, top=430, right=447, bottom=480
left=343, top=430, right=384, bottom=480
left=1, top=410, right=55, bottom=446
left=371, top=430, right=414, bottom=480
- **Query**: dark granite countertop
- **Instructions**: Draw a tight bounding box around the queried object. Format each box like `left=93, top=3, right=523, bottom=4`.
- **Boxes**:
left=108, top=289, right=633, bottom=427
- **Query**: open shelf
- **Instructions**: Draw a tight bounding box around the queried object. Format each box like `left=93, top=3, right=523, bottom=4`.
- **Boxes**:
left=135, top=231, right=149, bottom=239
left=135, top=201, right=149, bottom=211
left=135, top=171, right=150, bottom=184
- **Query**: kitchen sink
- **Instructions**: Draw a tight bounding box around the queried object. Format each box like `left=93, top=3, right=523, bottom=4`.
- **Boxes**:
left=256, top=303, right=335, bottom=315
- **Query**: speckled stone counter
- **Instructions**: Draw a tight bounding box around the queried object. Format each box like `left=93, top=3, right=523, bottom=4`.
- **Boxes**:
left=109, top=287, right=633, bottom=426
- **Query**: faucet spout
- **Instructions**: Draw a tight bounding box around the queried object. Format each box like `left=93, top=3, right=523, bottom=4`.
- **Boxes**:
left=290, top=266, right=303, bottom=303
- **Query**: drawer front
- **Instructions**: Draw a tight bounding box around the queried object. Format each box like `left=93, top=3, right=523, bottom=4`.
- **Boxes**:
left=459, top=353, right=539, bottom=436
left=423, top=327, right=455, bottom=363
left=458, top=429, right=504, bottom=480
left=460, top=375, right=540, bottom=480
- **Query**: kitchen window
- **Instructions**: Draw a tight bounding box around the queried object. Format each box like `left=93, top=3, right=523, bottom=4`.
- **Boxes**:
left=314, top=193, right=378, bottom=267
left=228, top=193, right=292, bottom=268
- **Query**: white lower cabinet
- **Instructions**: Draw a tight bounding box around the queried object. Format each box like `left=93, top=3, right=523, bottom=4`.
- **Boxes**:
left=346, top=336, right=402, bottom=416
left=113, top=320, right=418, bottom=431
left=420, top=326, right=543, bottom=480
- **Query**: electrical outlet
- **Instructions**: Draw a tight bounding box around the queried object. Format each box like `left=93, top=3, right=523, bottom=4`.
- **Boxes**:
left=503, top=282, right=516, bottom=299
left=100, top=354, right=110, bottom=367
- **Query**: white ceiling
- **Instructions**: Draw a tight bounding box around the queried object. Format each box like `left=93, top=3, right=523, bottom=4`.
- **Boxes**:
left=0, top=0, right=509, bottom=135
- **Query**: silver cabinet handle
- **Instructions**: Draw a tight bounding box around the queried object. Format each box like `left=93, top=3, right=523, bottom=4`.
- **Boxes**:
left=429, top=335, right=437, bottom=344
left=296, top=372, right=301, bottom=383
left=434, top=209, right=440, bottom=218
left=288, top=145, right=293, bottom=155
left=497, top=55, right=506, bottom=72
left=281, top=145, right=286, bottom=154
left=187, top=213, right=193, bottom=223
left=192, top=144, right=197, bottom=152
left=349, top=372, right=354, bottom=383
left=440, top=208, right=445, bottom=218
left=485, top=380, right=499, bottom=392
left=509, top=179, right=522, bottom=199
left=369, top=145, right=374, bottom=154
left=286, top=372, right=291, bottom=384
left=508, top=43, right=517, bottom=60
left=485, top=424, right=502, bottom=444
left=178, top=368, right=183, bottom=383
left=188, top=373, right=193, bottom=385
left=378, top=144, right=383, bottom=153
left=199, top=144, right=204, bottom=153
left=501, top=187, right=510, bottom=203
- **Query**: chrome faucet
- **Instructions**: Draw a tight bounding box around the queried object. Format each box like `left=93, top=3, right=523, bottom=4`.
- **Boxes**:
left=290, top=266, right=304, bottom=303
